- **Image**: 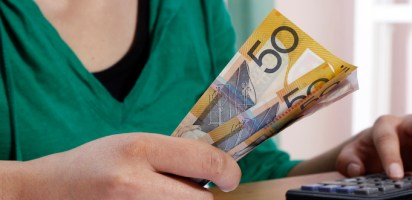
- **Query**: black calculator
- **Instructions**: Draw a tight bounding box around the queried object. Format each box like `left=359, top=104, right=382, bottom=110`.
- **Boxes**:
left=286, top=173, right=412, bottom=200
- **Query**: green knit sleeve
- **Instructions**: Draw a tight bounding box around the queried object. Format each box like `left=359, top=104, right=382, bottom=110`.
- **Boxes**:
left=0, top=68, right=12, bottom=160
left=0, top=10, right=12, bottom=160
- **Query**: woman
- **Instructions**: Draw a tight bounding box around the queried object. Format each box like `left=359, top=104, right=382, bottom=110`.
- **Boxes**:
left=1, top=0, right=411, bottom=199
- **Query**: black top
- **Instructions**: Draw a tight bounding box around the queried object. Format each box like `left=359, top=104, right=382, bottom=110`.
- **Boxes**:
left=93, top=0, right=150, bottom=102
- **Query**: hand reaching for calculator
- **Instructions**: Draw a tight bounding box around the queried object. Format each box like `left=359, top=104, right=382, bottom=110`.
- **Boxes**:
left=336, top=114, right=412, bottom=179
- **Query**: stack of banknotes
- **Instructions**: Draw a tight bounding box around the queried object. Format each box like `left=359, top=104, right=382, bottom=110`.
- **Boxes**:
left=172, top=9, right=358, bottom=184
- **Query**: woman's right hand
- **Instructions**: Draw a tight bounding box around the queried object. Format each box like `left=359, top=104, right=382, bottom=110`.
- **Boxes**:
left=13, top=133, right=241, bottom=200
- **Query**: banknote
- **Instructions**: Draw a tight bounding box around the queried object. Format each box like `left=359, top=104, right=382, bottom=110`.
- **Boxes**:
left=209, top=62, right=340, bottom=152
left=197, top=62, right=335, bottom=145
left=172, top=9, right=359, bottom=186
left=173, top=7, right=355, bottom=144
left=227, top=65, right=358, bottom=160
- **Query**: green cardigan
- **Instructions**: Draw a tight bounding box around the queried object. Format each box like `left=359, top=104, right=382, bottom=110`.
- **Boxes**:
left=0, top=0, right=300, bottom=183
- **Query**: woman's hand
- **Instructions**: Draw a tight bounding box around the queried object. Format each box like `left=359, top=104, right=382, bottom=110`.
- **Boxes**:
left=15, top=133, right=241, bottom=199
left=336, top=114, right=412, bottom=179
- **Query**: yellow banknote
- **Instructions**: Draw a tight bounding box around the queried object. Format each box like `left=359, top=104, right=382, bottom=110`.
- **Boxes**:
left=173, top=9, right=359, bottom=186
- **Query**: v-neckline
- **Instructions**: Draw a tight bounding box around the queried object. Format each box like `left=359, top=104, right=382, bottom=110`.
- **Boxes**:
left=29, top=1, right=143, bottom=116
left=27, top=0, right=185, bottom=125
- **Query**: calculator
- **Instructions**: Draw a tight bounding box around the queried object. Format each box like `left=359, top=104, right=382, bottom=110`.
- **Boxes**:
left=286, top=173, right=412, bottom=200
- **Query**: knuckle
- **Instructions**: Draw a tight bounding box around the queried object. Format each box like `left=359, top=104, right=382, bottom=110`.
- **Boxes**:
left=119, top=134, right=152, bottom=159
left=335, top=144, right=360, bottom=174
left=399, top=116, right=412, bottom=135
left=374, top=115, right=395, bottom=127
left=335, top=151, right=349, bottom=171
left=100, top=172, right=137, bottom=198
left=373, top=132, right=394, bottom=146
left=203, top=149, right=228, bottom=180
left=335, top=152, right=346, bottom=167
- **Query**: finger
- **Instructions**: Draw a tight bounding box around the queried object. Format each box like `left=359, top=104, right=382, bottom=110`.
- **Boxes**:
left=372, top=115, right=404, bottom=179
left=130, top=170, right=213, bottom=200
left=132, top=134, right=241, bottom=192
left=336, top=142, right=366, bottom=177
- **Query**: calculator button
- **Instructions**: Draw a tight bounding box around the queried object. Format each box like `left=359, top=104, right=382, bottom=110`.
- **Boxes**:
left=336, top=186, right=358, bottom=194
left=320, top=181, right=344, bottom=185
left=394, top=180, right=412, bottom=188
left=394, top=181, right=403, bottom=188
left=318, top=185, right=340, bottom=192
left=341, top=178, right=358, bottom=183
left=387, top=180, right=398, bottom=183
left=374, top=182, right=384, bottom=186
left=358, top=183, right=377, bottom=188
left=378, top=185, right=396, bottom=192
left=354, top=187, right=380, bottom=195
left=365, top=179, right=380, bottom=184
left=340, top=182, right=358, bottom=186
left=301, top=184, right=323, bottom=191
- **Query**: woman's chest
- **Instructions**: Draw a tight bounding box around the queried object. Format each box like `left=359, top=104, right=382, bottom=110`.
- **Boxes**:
left=34, top=0, right=139, bottom=72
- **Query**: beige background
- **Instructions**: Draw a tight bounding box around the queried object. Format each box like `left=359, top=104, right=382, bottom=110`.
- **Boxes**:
left=275, top=0, right=412, bottom=160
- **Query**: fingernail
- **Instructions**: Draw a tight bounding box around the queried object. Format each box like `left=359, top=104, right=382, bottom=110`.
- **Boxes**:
left=388, top=163, right=403, bottom=178
left=220, top=187, right=233, bottom=193
left=220, top=184, right=237, bottom=193
left=347, top=163, right=360, bottom=177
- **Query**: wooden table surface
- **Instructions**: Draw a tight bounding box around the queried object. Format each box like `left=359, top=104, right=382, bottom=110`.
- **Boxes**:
left=211, top=172, right=344, bottom=200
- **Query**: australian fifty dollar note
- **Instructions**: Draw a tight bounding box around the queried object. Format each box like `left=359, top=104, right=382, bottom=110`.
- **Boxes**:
left=172, top=10, right=358, bottom=161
